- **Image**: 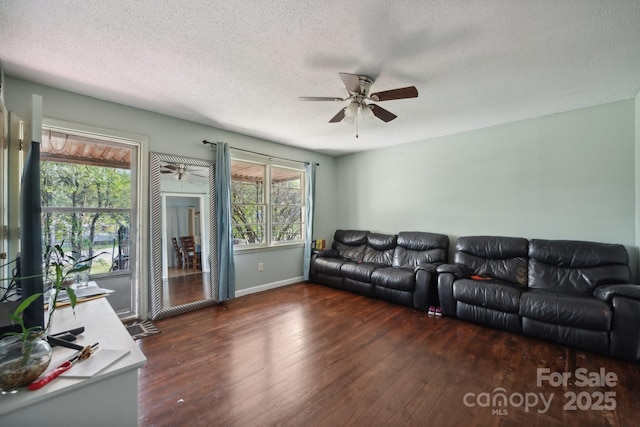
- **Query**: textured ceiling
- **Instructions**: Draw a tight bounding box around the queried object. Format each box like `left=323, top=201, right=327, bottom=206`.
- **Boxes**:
left=1, top=1, right=639, bottom=156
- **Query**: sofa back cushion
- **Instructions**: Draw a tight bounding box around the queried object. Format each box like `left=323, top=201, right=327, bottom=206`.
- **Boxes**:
left=528, top=239, right=630, bottom=294
left=332, top=229, right=370, bottom=261
left=392, top=231, right=449, bottom=268
left=362, top=233, right=397, bottom=265
left=454, top=236, right=529, bottom=286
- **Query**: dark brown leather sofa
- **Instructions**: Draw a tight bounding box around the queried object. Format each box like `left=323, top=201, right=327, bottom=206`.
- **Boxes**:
left=310, top=229, right=448, bottom=311
left=437, top=235, right=640, bottom=362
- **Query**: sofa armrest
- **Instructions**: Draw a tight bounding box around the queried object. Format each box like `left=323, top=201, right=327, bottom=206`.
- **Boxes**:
left=414, top=262, right=442, bottom=274
left=437, top=270, right=457, bottom=316
left=313, top=248, right=339, bottom=258
left=593, top=284, right=640, bottom=303
left=436, top=263, right=473, bottom=278
left=413, top=267, right=437, bottom=311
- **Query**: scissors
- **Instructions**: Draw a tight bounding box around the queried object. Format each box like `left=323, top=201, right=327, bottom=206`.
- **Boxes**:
left=28, top=342, right=99, bottom=391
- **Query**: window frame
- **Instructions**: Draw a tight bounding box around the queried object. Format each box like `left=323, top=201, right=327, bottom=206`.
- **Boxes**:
left=41, top=118, right=148, bottom=320
left=231, top=154, right=306, bottom=250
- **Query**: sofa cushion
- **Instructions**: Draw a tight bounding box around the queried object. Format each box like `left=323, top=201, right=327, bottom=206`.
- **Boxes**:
left=371, top=267, right=415, bottom=292
left=528, top=239, right=631, bottom=295
left=520, top=289, right=612, bottom=331
left=392, top=231, right=448, bottom=268
left=522, top=318, right=609, bottom=355
left=333, top=230, right=369, bottom=261
left=341, top=262, right=381, bottom=282
left=361, top=233, right=397, bottom=265
left=454, top=236, right=529, bottom=286
left=453, top=278, right=524, bottom=313
left=313, top=257, right=349, bottom=276
left=334, top=229, right=369, bottom=245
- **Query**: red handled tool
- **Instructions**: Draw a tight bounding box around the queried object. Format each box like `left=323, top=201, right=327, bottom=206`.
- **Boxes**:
left=28, top=342, right=98, bottom=391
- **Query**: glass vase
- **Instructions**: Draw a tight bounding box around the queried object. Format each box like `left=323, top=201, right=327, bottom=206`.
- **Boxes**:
left=0, top=336, right=52, bottom=394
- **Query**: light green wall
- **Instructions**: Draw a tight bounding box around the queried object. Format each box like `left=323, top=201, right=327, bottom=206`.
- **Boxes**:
left=636, top=90, right=640, bottom=279
left=336, top=100, right=637, bottom=277
left=5, top=77, right=337, bottom=295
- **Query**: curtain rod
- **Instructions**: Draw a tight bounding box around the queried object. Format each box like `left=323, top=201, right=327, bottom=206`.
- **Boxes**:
left=202, top=140, right=319, bottom=166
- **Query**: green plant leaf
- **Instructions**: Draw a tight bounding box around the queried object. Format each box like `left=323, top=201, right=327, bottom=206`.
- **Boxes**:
left=66, top=286, right=77, bottom=308
left=12, top=293, right=43, bottom=318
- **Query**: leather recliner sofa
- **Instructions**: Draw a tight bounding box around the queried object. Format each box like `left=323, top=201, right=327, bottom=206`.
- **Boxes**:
left=310, top=229, right=449, bottom=311
left=437, top=235, right=640, bottom=362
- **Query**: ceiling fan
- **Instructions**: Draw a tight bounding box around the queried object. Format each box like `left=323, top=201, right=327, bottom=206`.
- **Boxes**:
left=299, top=73, right=418, bottom=128
left=160, top=163, right=207, bottom=181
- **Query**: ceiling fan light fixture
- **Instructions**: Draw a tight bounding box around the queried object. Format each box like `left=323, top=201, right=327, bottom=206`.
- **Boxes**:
left=343, top=101, right=358, bottom=124
left=299, top=72, right=418, bottom=129
left=344, top=101, right=358, bottom=118
left=343, top=114, right=356, bottom=125
left=360, top=104, right=375, bottom=120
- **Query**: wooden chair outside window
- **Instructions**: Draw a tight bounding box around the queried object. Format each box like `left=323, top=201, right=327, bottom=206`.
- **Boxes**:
left=180, top=235, right=201, bottom=271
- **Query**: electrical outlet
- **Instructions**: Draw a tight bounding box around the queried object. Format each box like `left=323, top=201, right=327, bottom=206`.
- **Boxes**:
left=258, top=262, right=264, bottom=272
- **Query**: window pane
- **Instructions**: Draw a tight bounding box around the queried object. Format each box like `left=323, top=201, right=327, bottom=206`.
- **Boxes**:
left=41, top=160, right=131, bottom=209
left=232, top=223, right=264, bottom=245
left=272, top=205, right=302, bottom=223
left=42, top=211, right=130, bottom=275
left=231, top=161, right=265, bottom=186
left=231, top=203, right=265, bottom=245
left=272, top=186, right=302, bottom=205
left=271, top=167, right=303, bottom=243
left=272, top=223, right=302, bottom=243
left=231, top=160, right=266, bottom=245
left=271, top=168, right=302, bottom=205
left=41, top=157, right=132, bottom=275
left=232, top=181, right=264, bottom=204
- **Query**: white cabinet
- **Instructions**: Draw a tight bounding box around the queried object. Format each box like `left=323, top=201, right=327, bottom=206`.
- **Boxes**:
left=0, top=298, right=147, bottom=426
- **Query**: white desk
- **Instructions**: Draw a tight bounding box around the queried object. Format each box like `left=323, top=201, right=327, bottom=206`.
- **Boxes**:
left=0, top=298, right=147, bottom=426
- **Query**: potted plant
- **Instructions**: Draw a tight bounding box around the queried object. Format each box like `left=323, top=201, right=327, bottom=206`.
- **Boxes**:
left=0, top=243, right=97, bottom=393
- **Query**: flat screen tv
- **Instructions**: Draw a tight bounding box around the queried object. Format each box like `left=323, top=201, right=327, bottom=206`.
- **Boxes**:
left=19, top=139, right=44, bottom=330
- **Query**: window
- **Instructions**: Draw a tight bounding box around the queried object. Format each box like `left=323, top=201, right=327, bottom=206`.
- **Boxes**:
left=231, top=159, right=305, bottom=247
left=41, top=130, right=134, bottom=275
left=38, top=123, right=142, bottom=320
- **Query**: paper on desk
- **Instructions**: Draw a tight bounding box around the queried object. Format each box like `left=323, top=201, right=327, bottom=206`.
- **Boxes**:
left=55, top=285, right=113, bottom=303
left=59, top=348, right=129, bottom=378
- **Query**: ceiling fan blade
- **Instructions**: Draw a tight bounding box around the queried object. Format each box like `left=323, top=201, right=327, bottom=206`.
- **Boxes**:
left=329, top=108, right=346, bottom=123
left=299, top=96, right=345, bottom=101
left=339, top=73, right=361, bottom=94
left=369, top=86, right=418, bottom=102
left=369, top=104, right=397, bottom=122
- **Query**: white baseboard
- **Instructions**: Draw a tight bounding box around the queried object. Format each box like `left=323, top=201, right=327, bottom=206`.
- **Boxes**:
left=234, top=276, right=305, bottom=298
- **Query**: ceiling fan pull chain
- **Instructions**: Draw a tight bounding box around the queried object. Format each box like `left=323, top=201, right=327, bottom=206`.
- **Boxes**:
left=355, top=114, right=359, bottom=138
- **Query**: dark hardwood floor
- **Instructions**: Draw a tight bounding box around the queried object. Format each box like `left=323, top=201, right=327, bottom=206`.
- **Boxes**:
left=162, top=271, right=211, bottom=307
left=137, top=283, right=640, bottom=426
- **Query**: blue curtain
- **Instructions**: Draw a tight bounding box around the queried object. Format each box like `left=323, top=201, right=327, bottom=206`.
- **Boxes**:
left=303, top=161, right=316, bottom=280
left=215, top=142, right=236, bottom=300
